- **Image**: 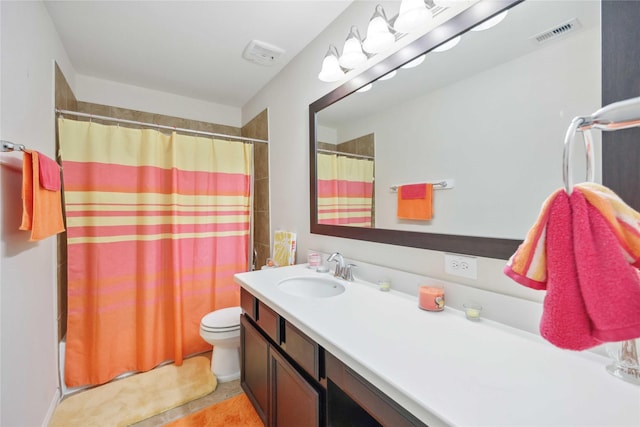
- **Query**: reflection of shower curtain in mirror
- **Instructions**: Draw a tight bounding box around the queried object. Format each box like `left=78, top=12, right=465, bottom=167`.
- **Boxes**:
left=317, top=153, right=374, bottom=227
left=58, top=118, right=252, bottom=387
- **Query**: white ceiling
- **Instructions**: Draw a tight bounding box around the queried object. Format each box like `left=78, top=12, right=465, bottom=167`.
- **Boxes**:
left=44, top=1, right=353, bottom=108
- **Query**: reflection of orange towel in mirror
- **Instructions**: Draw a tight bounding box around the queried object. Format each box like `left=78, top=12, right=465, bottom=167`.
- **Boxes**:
left=397, top=183, right=433, bottom=220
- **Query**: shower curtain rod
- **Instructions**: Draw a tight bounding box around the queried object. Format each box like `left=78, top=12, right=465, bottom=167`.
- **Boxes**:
left=55, top=109, right=269, bottom=144
left=317, top=148, right=374, bottom=160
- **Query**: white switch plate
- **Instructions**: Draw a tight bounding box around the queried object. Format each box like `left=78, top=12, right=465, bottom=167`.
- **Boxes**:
left=444, top=253, right=477, bottom=279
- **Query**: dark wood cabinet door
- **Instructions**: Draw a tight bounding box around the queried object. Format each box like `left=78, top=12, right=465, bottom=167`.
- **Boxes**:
left=270, top=348, right=321, bottom=427
left=240, top=315, right=269, bottom=425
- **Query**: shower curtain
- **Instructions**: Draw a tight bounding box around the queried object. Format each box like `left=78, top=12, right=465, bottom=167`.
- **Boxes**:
left=58, top=118, right=252, bottom=387
left=317, top=153, right=374, bottom=227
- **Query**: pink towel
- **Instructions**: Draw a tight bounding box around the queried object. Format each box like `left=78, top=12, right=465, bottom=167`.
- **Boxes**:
left=571, top=190, right=640, bottom=342
left=37, top=151, right=61, bottom=191
left=397, top=184, right=433, bottom=220
left=539, top=191, right=600, bottom=350
left=505, top=183, right=640, bottom=350
left=400, top=183, right=427, bottom=199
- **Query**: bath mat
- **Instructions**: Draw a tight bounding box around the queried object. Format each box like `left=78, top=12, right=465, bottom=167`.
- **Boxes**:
left=165, top=393, right=263, bottom=427
left=49, top=356, right=217, bottom=427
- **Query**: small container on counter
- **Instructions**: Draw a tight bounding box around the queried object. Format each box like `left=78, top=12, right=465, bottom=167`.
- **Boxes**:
left=418, top=285, right=445, bottom=311
left=463, top=302, right=482, bottom=321
left=378, top=279, right=391, bottom=292
left=307, top=251, right=321, bottom=269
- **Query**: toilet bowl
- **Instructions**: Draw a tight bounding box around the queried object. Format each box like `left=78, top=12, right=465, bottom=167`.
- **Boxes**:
left=199, top=306, right=242, bottom=382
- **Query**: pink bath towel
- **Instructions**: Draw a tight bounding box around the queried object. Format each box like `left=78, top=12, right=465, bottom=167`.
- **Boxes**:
left=505, top=183, right=640, bottom=350
left=539, top=191, right=600, bottom=350
left=571, top=190, right=640, bottom=342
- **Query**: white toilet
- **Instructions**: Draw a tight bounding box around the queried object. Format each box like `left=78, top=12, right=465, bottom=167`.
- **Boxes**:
left=199, top=306, right=242, bottom=382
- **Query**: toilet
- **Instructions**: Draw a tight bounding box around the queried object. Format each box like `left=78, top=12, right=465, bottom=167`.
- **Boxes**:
left=199, top=306, right=242, bottom=382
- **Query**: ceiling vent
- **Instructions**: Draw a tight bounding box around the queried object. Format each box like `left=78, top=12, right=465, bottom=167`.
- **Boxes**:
left=530, top=18, right=582, bottom=45
left=242, top=40, right=285, bottom=66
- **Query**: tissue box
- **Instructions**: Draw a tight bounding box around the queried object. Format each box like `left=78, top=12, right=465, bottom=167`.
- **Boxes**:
left=273, top=231, right=296, bottom=267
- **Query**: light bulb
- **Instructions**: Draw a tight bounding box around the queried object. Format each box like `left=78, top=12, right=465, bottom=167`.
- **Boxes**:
left=363, top=5, right=395, bottom=54
left=433, top=36, right=461, bottom=52
left=378, top=70, right=397, bottom=81
left=339, top=26, right=367, bottom=69
left=401, top=54, right=426, bottom=69
left=394, top=0, right=432, bottom=34
left=318, top=46, right=345, bottom=82
left=471, top=11, right=508, bottom=31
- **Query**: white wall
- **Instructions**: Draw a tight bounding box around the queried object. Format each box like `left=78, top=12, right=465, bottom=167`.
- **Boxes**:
left=0, top=1, right=77, bottom=426
left=75, top=75, right=242, bottom=127
left=242, top=0, right=545, bottom=302
left=339, top=27, right=600, bottom=238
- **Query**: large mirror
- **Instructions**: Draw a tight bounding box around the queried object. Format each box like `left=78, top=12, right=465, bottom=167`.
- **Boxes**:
left=310, top=0, right=601, bottom=259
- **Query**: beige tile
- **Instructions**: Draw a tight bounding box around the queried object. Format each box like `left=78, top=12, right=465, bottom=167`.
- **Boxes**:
left=242, top=109, right=268, bottom=141
left=253, top=142, right=269, bottom=179
left=254, top=178, right=269, bottom=212
left=254, top=211, right=270, bottom=247
left=255, top=243, right=271, bottom=270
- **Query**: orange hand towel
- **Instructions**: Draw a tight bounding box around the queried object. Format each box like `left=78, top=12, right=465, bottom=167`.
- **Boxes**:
left=20, top=151, right=65, bottom=241
left=397, top=183, right=433, bottom=220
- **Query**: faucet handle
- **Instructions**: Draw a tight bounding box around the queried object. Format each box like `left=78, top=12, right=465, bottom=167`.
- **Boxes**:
left=344, top=263, right=357, bottom=281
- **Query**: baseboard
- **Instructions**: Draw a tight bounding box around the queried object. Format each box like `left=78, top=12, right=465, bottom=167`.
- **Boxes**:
left=41, top=387, right=61, bottom=427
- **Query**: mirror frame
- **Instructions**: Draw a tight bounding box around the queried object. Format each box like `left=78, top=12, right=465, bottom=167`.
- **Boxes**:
left=310, top=0, right=524, bottom=259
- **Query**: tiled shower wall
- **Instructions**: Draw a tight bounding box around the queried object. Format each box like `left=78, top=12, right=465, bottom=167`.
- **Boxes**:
left=54, top=64, right=270, bottom=339
left=241, top=111, right=270, bottom=270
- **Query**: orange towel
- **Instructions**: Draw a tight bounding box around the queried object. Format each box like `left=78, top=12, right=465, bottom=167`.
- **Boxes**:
left=397, top=183, right=433, bottom=220
left=20, top=151, right=65, bottom=241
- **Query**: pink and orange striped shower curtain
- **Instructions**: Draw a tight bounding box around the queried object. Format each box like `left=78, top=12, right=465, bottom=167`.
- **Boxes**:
left=58, top=118, right=252, bottom=387
left=317, top=153, right=374, bottom=227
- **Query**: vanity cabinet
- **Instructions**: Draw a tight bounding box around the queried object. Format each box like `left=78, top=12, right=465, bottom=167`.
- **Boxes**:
left=240, top=288, right=322, bottom=427
left=240, top=287, right=426, bottom=427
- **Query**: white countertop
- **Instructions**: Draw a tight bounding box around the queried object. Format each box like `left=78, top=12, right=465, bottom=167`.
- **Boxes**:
left=235, top=264, right=640, bottom=427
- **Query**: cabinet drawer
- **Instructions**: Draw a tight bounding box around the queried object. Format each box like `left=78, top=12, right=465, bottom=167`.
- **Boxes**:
left=240, top=287, right=256, bottom=320
left=257, top=300, right=279, bottom=343
left=326, top=352, right=425, bottom=427
left=284, top=321, right=320, bottom=380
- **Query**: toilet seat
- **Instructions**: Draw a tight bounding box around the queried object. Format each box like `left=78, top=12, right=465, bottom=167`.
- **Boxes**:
left=200, top=306, right=241, bottom=333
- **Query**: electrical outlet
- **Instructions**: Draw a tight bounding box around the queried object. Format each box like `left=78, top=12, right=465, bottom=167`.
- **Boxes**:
left=444, top=253, right=477, bottom=279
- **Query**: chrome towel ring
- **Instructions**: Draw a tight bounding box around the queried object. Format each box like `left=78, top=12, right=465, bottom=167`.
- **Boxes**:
left=563, top=96, right=640, bottom=194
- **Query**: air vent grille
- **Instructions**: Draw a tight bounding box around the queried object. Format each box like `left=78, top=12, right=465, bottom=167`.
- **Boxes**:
left=531, top=18, right=582, bottom=44
left=242, top=40, right=285, bottom=66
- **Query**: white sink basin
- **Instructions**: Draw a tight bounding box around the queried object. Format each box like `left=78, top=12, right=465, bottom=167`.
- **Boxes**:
left=277, top=276, right=346, bottom=298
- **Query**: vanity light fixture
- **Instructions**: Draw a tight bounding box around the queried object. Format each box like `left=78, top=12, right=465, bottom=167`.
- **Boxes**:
left=432, top=35, right=461, bottom=52
left=339, top=26, right=368, bottom=69
left=470, top=10, right=508, bottom=31
left=318, top=44, right=345, bottom=82
left=432, top=0, right=469, bottom=7
left=393, top=0, right=433, bottom=34
left=363, top=5, right=396, bottom=54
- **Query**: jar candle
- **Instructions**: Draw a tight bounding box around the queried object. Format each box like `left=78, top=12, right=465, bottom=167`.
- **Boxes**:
left=378, top=279, right=391, bottom=292
left=463, top=303, right=482, bottom=321
left=419, top=286, right=445, bottom=311
left=307, top=252, right=321, bottom=268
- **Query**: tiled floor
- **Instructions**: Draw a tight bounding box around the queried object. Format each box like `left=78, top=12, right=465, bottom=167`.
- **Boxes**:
left=130, top=378, right=244, bottom=426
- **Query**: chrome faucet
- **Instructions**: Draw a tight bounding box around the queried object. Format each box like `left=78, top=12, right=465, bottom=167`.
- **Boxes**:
left=327, top=252, right=344, bottom=278
left=327, top=252, right=357, bottom=281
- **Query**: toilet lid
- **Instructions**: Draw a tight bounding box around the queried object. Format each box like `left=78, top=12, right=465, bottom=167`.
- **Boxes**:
left=201, top=306, right=241, bottom=329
